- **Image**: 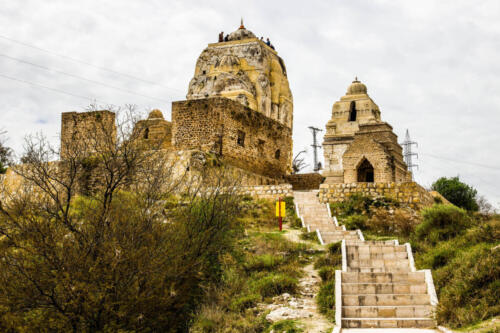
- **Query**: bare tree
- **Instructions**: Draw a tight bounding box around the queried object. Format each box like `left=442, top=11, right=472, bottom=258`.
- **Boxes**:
left=0, top=105, right=241, bottom=332
left=0, top=129, right=12, bottom=174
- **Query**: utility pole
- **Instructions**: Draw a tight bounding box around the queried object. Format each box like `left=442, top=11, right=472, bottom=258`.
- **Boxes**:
left=402, top=129, right=418, bottom=179
left=308, top=126, right=323, bottom=172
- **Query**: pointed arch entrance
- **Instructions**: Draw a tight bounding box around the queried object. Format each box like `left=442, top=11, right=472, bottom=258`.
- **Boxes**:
left=357, top=158, right=374, bottom=182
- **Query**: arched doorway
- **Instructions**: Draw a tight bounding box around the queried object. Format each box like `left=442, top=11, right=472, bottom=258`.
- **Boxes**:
left=357, top=158, right=374, bottom=182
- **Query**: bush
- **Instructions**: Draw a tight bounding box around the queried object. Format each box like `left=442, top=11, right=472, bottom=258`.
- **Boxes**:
left=250, top=273, right=298, bottom=298
left=300, top=230, right=319, bottom=243
left=432, top=176, right=479, bottom=211
left=318, top=266, right=336, bottom=282
left=328, top=241, right=342, bottom=255
left=317, top=280, right=335, bottom=320
left=435, top=245, right=500, bottom=327
left=416, top=204, right=471, bottom=244
left=368, top=207, right=419, bottom=237
left=229, top=294, right=261, bottom=312
left=344, top=214, right=368, bottom=230
left=267, top=320, right=303, bottom=333
left=244, top=254, right=284, bottom=272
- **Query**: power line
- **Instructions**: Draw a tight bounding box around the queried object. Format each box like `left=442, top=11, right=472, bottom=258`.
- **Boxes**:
left=0, top=34, right=185, bottom=95
left=422, top=152, right=500, bottom=171
left=0, top=73, right=104, bottom=103
left=0, top=53, right=172, bottom=103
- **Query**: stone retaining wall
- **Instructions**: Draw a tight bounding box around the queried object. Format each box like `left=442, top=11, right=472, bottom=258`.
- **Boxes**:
left=285, top=173, right=324, bottom=190
left=319, top=182, right=434, bottom=209
left=239, top=184, right=293, bottom=200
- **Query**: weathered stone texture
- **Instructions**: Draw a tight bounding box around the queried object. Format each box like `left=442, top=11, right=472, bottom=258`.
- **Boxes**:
left=318, top=182, right=434, bottom=209
left=238, top=184, right=293, bottom=200
left=60, top=111, right=116, bottom=160
left=186, top=27, right=293, bottom=130
left=132, top=109, right=172, bottom=150
left=322, top=79, right=411, bottom=184
left=172, top=97, right=292, bottom=179
left=285, top=173, right=325, bottom=190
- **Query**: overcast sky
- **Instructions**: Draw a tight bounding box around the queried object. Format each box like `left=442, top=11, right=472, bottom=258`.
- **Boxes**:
left=1, top=0, right=499, bottom=208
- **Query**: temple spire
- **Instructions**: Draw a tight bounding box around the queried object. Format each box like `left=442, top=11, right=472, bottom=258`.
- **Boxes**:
left=239, top=17, right=245, bottom=29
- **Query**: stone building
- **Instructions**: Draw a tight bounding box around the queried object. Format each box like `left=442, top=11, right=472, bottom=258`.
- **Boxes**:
left=60, top=110, right=116, bottom=160
left=322, top=78, right=411, bottom=184
left=174, top=22, right=294, bottom=178
left=132, top=109, right=172, bottom=150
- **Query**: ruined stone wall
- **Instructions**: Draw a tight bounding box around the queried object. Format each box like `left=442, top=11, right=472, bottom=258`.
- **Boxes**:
left=172, top=97, right=292, bottom=179
left=60, top=111, right=116, bottom=160
left=318, top=182, right=434, bottom=209
left=285, top=173, right=325, bottom=190
left=132, top=118, right=172, bottom=150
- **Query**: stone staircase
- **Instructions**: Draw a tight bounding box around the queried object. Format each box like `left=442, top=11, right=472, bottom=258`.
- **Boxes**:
left=293, top=190, right=439, bottom=332
left=294, top=190, right=361, bottom=244
left=341, top=240, right=437, bottom=329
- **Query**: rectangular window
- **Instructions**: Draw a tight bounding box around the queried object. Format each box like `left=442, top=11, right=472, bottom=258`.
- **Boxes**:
left=237, top=130, right=246, bottom=147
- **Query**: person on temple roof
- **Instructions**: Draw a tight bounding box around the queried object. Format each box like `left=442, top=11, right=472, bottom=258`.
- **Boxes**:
left=266, top=38, right=271, bottom=46
left=218, top=31, right=224, bottom=42
left=224, top=34, right=229, bottom=42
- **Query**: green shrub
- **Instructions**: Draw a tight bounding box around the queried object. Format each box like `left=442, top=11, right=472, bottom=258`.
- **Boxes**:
left=229, top=293, right=261, bottom=312
left=344, top=214, right=368, bottom=230
left=432, top=176, right=479, bottom=211
left=300, top=230, right=319, bottom=243
left=266, top=320, right=303, bottom=333
left=250, top=273, right=298, bottom=298
left=318, top=266, right=336, bottom=282
left=328, top=241, right=342, bottom=255
left=317, top=279, right=335, bottom=321
left=416, top=204, right=471, bottom=244
left=314, top=252, right=342, bottom=270
left=244, top=254, right=284, bottom=272
left=435, top=245, right=500, bottom=327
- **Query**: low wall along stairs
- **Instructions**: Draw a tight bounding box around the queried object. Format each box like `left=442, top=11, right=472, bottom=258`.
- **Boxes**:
left=294, top=190, right=439, bottom=332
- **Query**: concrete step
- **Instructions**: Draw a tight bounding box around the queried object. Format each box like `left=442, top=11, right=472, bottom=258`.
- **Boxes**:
left=342, top=294, right=431, bottom=306
left=342, top=272, right=426, bottom=283
left=341, top=329, right=439, bottom=333
left=346, top=240, right=399, bottom=245
left=347, top=245, right=407, bottom=253
left=347, top=267, right=411, bottom=273
left=347, top=252, right=409, bottom=260
left=342, top=305, right=433, bottom=318
left=342, top=318, right=436, bottom=329
left=348, top=259, right=410, bottom=268
left=342, top=283, right=428, bottom=295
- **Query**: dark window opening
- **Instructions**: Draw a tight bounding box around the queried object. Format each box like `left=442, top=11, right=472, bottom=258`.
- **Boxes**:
left=348, top=101, right=357, bottom=122
left=237, top=130, right=246, bottom=147
left=258, top=139, right=265, bottom=154
left=144, top=127, right=149, bottom=139
left=357, top=158, right=374, bottom=182
left=202, top=70, right=206, bottom=75
left=275, top=149, right=281, bottom=159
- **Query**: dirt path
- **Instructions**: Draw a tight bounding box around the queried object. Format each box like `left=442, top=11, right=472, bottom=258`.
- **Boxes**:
left=265, top=228, right=333, bottom=332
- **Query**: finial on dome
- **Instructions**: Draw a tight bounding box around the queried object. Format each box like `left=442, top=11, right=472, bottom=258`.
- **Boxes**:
left=354, top=76, right=359, bottom=82
left=239, top=18, right=245, bottom=29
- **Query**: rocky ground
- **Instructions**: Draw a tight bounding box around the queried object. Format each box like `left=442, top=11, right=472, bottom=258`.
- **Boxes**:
left=259, top=228, right=333, bottom=333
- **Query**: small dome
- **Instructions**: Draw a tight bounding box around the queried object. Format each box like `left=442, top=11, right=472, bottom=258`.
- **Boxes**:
left=346, top=78, right=367, bottom=95
left=227, top=20, right=256, bottom=41
left=148, top=109, right=164, bottom=119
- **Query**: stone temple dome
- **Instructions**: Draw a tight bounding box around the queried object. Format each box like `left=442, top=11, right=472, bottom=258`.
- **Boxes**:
left=227, top=20, right=256, bottom=41
left=148, top=109, right=164, bottom=119
left=346, top=78, right=367, bottom=95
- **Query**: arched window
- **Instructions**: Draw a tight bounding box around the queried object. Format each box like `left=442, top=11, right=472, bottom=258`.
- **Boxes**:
left=144, top=127, right=149, bottom=139
left=275, top=149, right=281, bottom=159
left=348, top=101, right=357, bottom=122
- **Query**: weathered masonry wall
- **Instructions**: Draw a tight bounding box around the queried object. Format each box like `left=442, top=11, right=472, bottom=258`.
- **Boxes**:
left=60, top=111, right=116, bottom=160
left=239, top=184, right=293, bottom=200
left=319, top=182, right=434, bottom=209
left=285, top=173, right=324, bottom=190
left=172, top=97, right=292, bottom=179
